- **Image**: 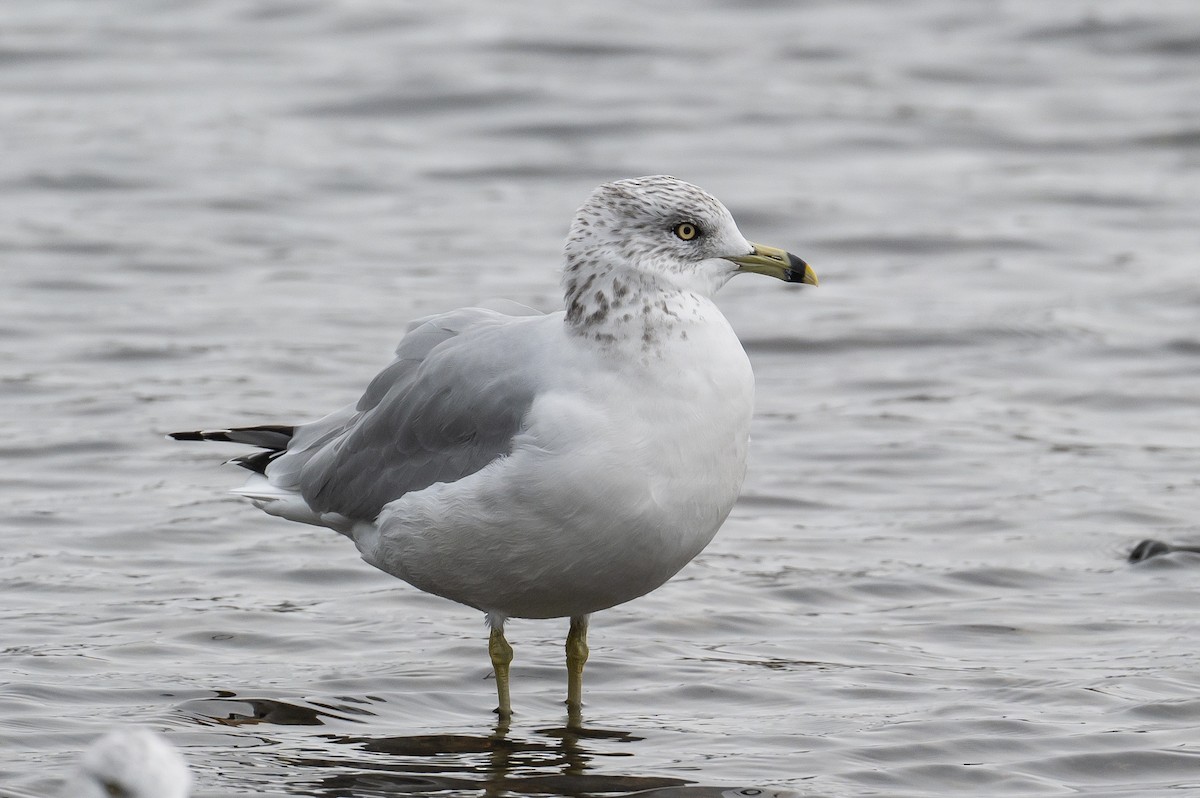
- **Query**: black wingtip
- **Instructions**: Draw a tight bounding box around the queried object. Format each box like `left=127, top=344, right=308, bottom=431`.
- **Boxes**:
left=230, top=449, right=284, bottom=474
left=167, top=424, right=295, bottom=448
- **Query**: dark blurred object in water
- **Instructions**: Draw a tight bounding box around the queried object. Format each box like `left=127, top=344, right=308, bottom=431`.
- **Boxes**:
left=1129, top=539, right=1200, bottom=563
left=625, top=788, right=801, bottom=798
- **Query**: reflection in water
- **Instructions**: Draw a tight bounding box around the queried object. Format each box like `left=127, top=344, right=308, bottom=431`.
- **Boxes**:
left=292, top=721, right=687, bottom=797
left=182, top=692, right=699, bottom=796
left=178, top=693, right=806, bottom=795
left=180, top=692, right=376, bottom=727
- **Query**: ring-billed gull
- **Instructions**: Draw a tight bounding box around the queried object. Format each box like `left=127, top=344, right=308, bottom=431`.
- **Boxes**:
left=171, top=175, right=817, bottom=717
left=63, top=728, right=192, bottom=798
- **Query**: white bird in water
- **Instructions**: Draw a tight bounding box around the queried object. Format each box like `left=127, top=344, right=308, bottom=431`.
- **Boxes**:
left=171, top=175, right=817, bottom=717
left=62, top=728, right=192, bottom=798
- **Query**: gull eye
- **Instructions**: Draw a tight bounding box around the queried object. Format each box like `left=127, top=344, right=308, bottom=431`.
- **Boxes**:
left=673, top=222, right=699, bottom=241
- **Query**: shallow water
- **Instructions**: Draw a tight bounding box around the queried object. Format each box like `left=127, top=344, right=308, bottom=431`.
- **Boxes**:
left=2, top=1, right=1199, bottom=796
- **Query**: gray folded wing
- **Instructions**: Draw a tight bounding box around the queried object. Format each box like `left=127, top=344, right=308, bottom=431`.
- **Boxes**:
left=267, top=303, right=547, bottom=522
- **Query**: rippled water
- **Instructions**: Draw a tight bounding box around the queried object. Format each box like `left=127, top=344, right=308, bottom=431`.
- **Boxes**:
left=3, top=1, right=1199, bottom=796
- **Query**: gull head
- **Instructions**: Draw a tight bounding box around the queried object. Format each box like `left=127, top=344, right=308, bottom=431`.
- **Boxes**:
left=64, top=728, right=192, bottom=798
left=563, top=175, right=816, bottom=305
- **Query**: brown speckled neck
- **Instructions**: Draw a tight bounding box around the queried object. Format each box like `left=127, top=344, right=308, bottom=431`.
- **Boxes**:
left=558, top=175, right=746, bottom=348
left=563, top=262, right=705, bottom=349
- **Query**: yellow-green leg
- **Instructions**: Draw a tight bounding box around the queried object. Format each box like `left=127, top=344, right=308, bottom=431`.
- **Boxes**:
left=489, top=625, right=514, bottom=718
left=566, top=615, right=589, bottom=712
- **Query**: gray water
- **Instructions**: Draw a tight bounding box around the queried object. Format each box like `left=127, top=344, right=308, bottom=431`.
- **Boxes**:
left=2, top=1, right=1199, bottom=796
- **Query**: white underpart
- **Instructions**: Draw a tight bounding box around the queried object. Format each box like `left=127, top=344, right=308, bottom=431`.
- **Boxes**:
left=357, top=301, right=753, bottom=618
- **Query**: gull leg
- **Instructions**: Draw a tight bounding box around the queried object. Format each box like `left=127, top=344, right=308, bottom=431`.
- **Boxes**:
left=566, top=614, right=590, bottom=715
left=488, top=622, right=514, bottom=718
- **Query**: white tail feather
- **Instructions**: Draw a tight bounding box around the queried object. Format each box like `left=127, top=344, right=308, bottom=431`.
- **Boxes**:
left=231, top=475, right=355, bottom=534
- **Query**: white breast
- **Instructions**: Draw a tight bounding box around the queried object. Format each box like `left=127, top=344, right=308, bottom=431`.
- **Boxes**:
left=362, top=297, right=756, bottom=619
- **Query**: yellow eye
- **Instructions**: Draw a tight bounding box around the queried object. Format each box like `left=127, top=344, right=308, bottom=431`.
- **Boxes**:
left=673, top=222, right=698, bottom=241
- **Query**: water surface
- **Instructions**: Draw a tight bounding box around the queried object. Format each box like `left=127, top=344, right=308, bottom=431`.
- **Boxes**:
left=2, top=1, right=1199, bottom=796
